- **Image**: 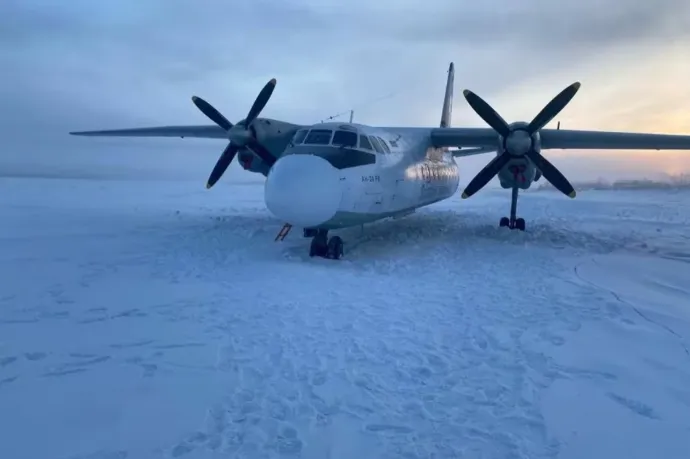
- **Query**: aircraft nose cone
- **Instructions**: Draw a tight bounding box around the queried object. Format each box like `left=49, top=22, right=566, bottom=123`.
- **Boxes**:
left=265, top=154, right=342, bottom=227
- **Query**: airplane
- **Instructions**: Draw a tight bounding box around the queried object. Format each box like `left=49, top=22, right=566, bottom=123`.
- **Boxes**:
left=71, top=62, right=690, bottom=260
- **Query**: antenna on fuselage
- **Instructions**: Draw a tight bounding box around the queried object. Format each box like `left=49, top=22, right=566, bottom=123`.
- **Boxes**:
left=320, top=109, right=353, bottom=123
left=319, top=108, right=354, bottom=124
left=318, top=89, right=400, bottom=124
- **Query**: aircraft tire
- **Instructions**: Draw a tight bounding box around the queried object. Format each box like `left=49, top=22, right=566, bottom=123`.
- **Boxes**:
left=327, top=236, right=344, bottom=260
left=309, top=233, right=329, bottom=257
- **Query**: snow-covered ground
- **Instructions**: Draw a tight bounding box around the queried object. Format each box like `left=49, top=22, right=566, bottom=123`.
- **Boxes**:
left=1, top=176, right=689, bottom=459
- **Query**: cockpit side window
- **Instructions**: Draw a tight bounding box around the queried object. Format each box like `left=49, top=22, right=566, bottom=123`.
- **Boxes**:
left=376, top=137, right=391, bottom=153
left=332, top=130, right=358, bottom=148
left=304, top=129, right=333, bottom=145
left=369, top=136, right=384, bottom=153
left=292, top=129, right=308, bottom=145
left=359, top=135, right=373, bottom=150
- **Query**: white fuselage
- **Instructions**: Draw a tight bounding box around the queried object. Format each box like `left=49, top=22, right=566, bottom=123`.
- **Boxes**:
left=263, top=122, right=459, bottom=230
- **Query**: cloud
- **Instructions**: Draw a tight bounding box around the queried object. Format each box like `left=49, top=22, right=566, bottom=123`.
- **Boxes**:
left=1, top=0, right=689, bottom=181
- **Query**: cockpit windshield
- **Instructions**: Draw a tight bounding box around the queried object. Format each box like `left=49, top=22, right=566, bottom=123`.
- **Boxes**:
left=303, top=129, right=333, bottom=145
left=359, top=135, right=372, bottom=150
left=369, top=136, right=384, bottom=153
left=293, top=126, right=391, bottom=153
left=332, top=130, right=358, bottom=147
left=292, top=129, right=308, bottom=145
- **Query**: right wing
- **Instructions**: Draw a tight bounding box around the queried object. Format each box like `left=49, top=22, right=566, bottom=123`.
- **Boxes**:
left=69, top=125, right=227, bottom=139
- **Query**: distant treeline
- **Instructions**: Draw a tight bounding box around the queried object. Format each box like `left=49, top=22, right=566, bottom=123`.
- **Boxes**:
left=531, top=174, right=690, bottom=192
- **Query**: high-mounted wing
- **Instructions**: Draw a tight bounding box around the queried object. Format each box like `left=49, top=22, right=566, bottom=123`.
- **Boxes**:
left=451, top=146, right=496, bottom=157
left=430, top=81, right=690, bottom=152
left=70, top=78, right=285, bottom=189
left=431, top=82, right=690, bottom=200
left=540, top=129, right=690, bottom=150
left=70, top=125, right=227, bottom=139
left=431, top=126, right=690, bottom=151
left=430, top=127, right=498, bottom=149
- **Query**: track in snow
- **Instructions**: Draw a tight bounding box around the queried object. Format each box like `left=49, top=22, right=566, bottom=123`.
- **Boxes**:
left=1, top=177, right=689, bottom=459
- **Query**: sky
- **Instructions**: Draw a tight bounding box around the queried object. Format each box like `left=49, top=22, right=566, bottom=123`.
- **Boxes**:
left=2, top=0, right=690, bottom=183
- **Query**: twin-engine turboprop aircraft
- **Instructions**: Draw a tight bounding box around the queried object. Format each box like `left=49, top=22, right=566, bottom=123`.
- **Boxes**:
left=71, top=62, right=690, bottom=259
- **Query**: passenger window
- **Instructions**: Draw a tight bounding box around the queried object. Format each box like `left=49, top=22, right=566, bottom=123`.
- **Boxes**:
left=292, top=129, right=308, bottom=145
left=304, top=129, right=333, bottom=145
left=359, top=135, right=373, bottom=150
left=376, top=137, right=391, bottom=153
left=332, top=130, right=358, bottom=147
left=369, top=136, right=384, bottom=153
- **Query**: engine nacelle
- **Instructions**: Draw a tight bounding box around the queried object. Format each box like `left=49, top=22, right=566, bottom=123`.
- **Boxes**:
left=250, top=118, right=302, bottom=157
left=497, top=159, right=537, bottom=190
left=237, top=149, right=270, bottom=175
left=241, top=118, right=303, bottom=176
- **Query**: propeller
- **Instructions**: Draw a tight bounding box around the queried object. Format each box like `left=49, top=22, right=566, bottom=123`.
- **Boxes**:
left=192, top=78, right=278, bottom=189
left=461, top=82, right=580, bottom=199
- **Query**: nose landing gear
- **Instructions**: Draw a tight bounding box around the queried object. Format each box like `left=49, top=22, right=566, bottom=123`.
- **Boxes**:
left=500, top=186, right=526, bottom=231
left=308, top=229, right=344, bottom=260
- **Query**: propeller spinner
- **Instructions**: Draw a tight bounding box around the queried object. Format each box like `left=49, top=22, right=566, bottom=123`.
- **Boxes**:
left=192, top=78, right=278, bottom=189
left=461, top=82, right=580, bottom=199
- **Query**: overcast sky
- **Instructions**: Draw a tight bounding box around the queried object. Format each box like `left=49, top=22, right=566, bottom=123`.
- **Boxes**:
left=2, top=0, right=690, bottom=182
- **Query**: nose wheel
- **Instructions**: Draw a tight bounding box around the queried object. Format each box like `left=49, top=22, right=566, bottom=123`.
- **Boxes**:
left=500, top=186, right=526, bottom=231
left=500, top=216, right=526, bottom=231
left=309, top=230, right=344, bottom=260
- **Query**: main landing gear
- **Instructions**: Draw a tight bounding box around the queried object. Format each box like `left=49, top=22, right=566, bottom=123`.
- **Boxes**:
left=500, top=186, right=526, bottom=231
left=306, top=229, right=344, bottom=260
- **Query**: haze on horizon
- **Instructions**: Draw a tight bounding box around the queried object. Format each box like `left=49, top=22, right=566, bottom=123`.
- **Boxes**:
left=1, top=0, right=689, bottom=183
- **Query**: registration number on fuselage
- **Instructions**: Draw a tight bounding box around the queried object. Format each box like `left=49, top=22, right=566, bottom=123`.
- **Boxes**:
left=361, top=175, right=380, bottom=183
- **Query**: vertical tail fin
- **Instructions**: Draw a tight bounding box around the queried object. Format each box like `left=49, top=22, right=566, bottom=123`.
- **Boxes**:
left=440, top=62, right=454, bottom=128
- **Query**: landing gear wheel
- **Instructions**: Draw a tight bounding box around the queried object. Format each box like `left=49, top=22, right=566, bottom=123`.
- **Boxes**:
left=499, top=186, right=526, bottom=231
left=514, top=218, right=526, bottom=231
left=309, top=232, right=328, bottom=257
left=327, top=236, right=344, bottom=260
left=499, top=217, right=525, bottom=231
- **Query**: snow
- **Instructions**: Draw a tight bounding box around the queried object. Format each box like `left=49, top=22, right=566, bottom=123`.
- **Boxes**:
left=1, top=176, right=689, bottom=459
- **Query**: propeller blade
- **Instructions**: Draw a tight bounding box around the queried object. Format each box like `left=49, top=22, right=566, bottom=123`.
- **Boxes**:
left=194, top=79, right=277, bottom=187
left=525, top=151, right=576, bottom=198
left=245, top=78, right=277, bottom=125
left=461, top=154, right=512, bottom=199
left=206, top=143, right=239, bottom=189
left=462, top=90, right=511, bottom=137
left=526, top=82, right=580, bottom=134
left=192, top=96, right=233, bottom=131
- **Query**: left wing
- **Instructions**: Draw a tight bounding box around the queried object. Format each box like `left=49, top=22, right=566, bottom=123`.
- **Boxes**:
left=430, top=127, right=690, bottom=151
left=70, top=125, right=227, bottom=139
